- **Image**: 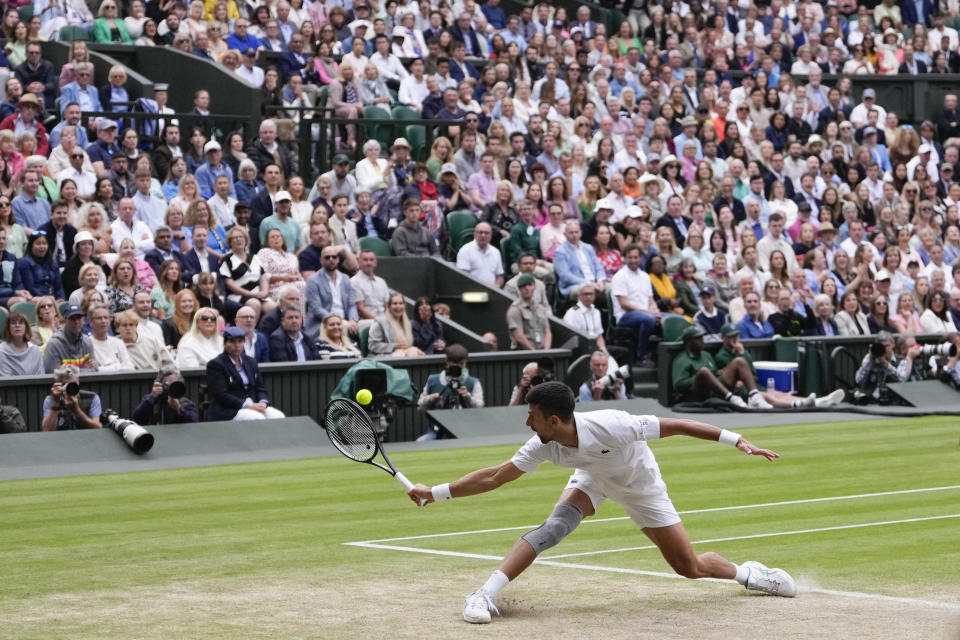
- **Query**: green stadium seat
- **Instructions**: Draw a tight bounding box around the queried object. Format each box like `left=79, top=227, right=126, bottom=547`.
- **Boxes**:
left=58, top=301, right=70, bottom=317
left=661, top=315, right=691, bottom=342
left=58, top=26, right=90, bottom=42
left=0, top=306, right=7, bottom=330
left=358, top=325, right=371, bottom=357
left=10, top=300, right=37, bottom=326
left=391, top=105, right=419, bottom=121
left=446, top=210, right=477, bottom=253
left=17, top=4, right=33, bottom=20
left=388, top=88, right=398, bottom=104
left=316, top=85, right=328, bottom=111
left=362, top=105, right=393, bottom=152
left=405, top=124, right=427, bottom=161
left=358, top=236, right=395, bottom=257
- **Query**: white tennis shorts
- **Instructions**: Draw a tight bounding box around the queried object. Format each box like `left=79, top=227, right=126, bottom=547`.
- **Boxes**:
left=564, top=468, right=681, bottom=529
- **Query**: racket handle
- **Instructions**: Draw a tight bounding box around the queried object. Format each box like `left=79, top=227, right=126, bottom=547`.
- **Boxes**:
left=395, top=472, right=428, bottom=506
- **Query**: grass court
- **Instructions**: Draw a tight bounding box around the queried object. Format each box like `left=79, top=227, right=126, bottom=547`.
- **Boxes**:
left=2, top=416, right=958, bottom=639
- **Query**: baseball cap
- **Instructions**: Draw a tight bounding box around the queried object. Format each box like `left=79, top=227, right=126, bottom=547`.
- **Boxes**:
left=625, top=205, right=645, bottom=219
left=797, top=201, right=812, bottom=213
left=720, top=323, right=740, bottom=337
left=97, top=119, right=118, bottom=131
left=223, top=326, right=246, bottom=339
left=203, top=140, right=221, bottom=153
left=681, top=325, right=705, bottom=341
left=517, top=273, right=535, bottom=287
left=593, top=197, right=613, bottom=212
left=863, top=88, right=876, bottom=99
left=63, top=304, right=84, bottom=318
left=942, top=162, right=955, bottom=171
left=862, top=126, right=877, bottom=137
left=332, top=152, right=350, bottom=164
left=919, top=143, right=933, bottom=154
left=875, top=268, right=892, bottom=281
left=699, top=285, right=716, bottom=297
left=275, top=190, right=292, bottom=202
left=440, top=162, right=457, bottom=175
left=242, top=47, right=256, bottom=56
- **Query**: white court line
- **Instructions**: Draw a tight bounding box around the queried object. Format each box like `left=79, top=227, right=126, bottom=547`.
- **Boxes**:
left=541, top=513, right=960, bottom=559
left=352, top=484, right=960, bottom=544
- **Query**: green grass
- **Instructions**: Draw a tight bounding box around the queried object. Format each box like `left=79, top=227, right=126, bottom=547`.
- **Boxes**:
left=1, top=416, right=958, bottom=633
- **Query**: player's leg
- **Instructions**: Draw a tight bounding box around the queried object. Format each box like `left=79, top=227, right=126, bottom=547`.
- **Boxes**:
left=719, top=359, right=773, bottom=408
left=642, top=523, right=797, bottom=597
left=464, top=477, right=600, bottom=624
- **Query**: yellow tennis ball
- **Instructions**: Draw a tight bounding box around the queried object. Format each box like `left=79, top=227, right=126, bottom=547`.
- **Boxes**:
left=356, top=389, right=373, bottom=405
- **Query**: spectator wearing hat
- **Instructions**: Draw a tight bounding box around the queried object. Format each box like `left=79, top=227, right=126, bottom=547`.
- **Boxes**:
left=909, top=143, right=940, bottom=184
left=206, top=326, right=285, bottom=421
left=0, top=92, right=48, bottom=157
left=671, top=325, right=772, bottom=408
left=672, top=115, right=702, bottom=160
left=43, top=304, right=98, bottom=373
left=85, top=120, right=119, bottom=178
left=258, top=190, right=302, bottom=254
left=506, top=272, right=551, bottom=350
left=693, top=286, right=727, bottom=341
left=316, top=154, right=358, bottom=207
left=193, top=140, right=234, bottom=200
left=237, top=48, right=266, bottom=85
left=850, top=89, right=887, bottom=130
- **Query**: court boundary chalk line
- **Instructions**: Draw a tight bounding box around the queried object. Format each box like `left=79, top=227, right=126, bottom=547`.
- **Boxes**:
left=344, top=485, right=960, bottom=612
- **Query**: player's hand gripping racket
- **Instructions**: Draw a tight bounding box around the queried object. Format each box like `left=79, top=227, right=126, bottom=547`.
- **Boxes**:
left=322, top=397, right=427, bottom=506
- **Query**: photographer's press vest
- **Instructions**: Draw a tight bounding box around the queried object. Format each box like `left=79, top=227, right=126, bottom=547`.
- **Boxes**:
left=56, top=391, right=96, bottom=431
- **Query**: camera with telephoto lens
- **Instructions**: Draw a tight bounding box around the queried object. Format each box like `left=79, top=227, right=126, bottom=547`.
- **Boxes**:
left=161, top=380, right=186, bottom=399
left=870, top=342, right=888, bottom=359
left=599, top=364, right=631, bottom=389
left=921, top=343, right=957, bottom=357
left=101, top=409, right=154, bottom=454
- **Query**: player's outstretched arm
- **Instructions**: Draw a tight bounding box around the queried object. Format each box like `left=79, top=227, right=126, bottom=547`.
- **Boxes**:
left=408, top=460, right=525, bottom=506
left=658, top=417, right=779, bottom=461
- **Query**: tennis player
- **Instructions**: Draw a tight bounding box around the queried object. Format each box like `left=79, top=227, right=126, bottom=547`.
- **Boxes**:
left=407, top=381, right=797, bottom=624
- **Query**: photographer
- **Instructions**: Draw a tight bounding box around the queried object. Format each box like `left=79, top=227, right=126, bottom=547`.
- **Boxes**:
left=508, top=357, right=556, bottom=406
left=41, top=364, right=102, bottom=431
left=854, top=332, right=902, bottom=404
left=416, top=344, right=484, bottom=441
left=132, top=366, right=199, bottom=425
left=578, top=351, right=627, bottom=402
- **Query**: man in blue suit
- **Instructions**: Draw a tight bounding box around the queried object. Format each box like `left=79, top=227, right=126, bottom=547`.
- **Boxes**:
left=553, top=220, right=607, bottom=299
left=269, top=305, right=322, bottom=362
left=206, top=327, right=285, bottom=421
left=304, top=245, right=359, bottom=339
left=180, top=227, right=221, bottom=289
left=59, top=62, right=101, bottom=116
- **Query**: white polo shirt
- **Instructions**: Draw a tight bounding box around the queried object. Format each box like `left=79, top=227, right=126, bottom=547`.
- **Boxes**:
left=610, top=265, right=654, bottom=322
left=456, top=240, right=503, bottom=286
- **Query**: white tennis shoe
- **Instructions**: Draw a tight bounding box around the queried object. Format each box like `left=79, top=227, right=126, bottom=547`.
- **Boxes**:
left=815, top=389, right=845, bottom=407
left=747, top=393, right=774, bottom=409
left=728, top=395, right=747, bottom=408
left=743, top=561, right=797, bottom=597
left=463, top=590, right=499, bottom=624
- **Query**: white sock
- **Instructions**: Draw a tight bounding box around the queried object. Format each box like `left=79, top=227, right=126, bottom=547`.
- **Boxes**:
left=481, top=570, right=510, bottom=599
left=748, top=389, right=759, bottom=398
left=724, top=391, right=734, bottom=401
left=791, top=399, right=801, bottom=407
left=734, top=564, right=750, bottom=585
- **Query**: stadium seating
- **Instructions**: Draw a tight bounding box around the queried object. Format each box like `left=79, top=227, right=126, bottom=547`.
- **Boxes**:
left=405, top=124, right=427, bottom=162
left=0, top=306, right=7, bottom=329
left=661, top=315, right=691, bottom=342
left=10, top=301, right=37, bottom=326
left=358, top=325, right=371, bottom=357
left=358, top=236, right=395, bottom=257
left=362, top=105, right=393, bottom=151
left=446, top=210, right=477, bottom=254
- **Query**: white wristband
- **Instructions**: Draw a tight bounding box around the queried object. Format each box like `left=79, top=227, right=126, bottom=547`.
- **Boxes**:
left=719, top=429, right=742, bottom=447
left=431, top=483, right=453, bottom=501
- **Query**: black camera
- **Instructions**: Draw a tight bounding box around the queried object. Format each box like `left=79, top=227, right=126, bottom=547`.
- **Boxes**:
left=162, top=380, right=186, bottom=399
left=599, top=364, right=631, bottom=388
left=101, top=409, right=154, bottom=454
left=64, top=381, right=80, bottom=397
left=870, top=342, right=887, bottom=358
left=530, top=357, right=556, bottom=387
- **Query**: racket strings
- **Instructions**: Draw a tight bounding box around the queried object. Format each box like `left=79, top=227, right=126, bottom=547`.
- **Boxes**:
left=325, top=401, right=379, bottom=462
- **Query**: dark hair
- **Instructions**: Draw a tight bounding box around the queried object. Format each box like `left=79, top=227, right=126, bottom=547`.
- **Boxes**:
left=445, top=343, right=468, bottom=363
left=526, top=381, right=575, bottom=422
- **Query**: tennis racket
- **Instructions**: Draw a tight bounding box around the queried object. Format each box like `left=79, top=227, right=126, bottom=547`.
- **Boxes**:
left=322, top=397, right=427, bottom=505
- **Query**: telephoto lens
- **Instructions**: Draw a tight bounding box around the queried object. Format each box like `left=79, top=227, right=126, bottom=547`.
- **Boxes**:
left=921, top=343, right=957, bottom=357
left=64, top=382, right=80, bottom=396
left=163, top=380, right=186, bottom=399
left=101, top=409, right=154, bottom=454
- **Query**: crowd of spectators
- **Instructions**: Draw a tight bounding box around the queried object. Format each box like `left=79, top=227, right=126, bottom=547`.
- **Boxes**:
left=6, top=0, right=960, bottom=427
